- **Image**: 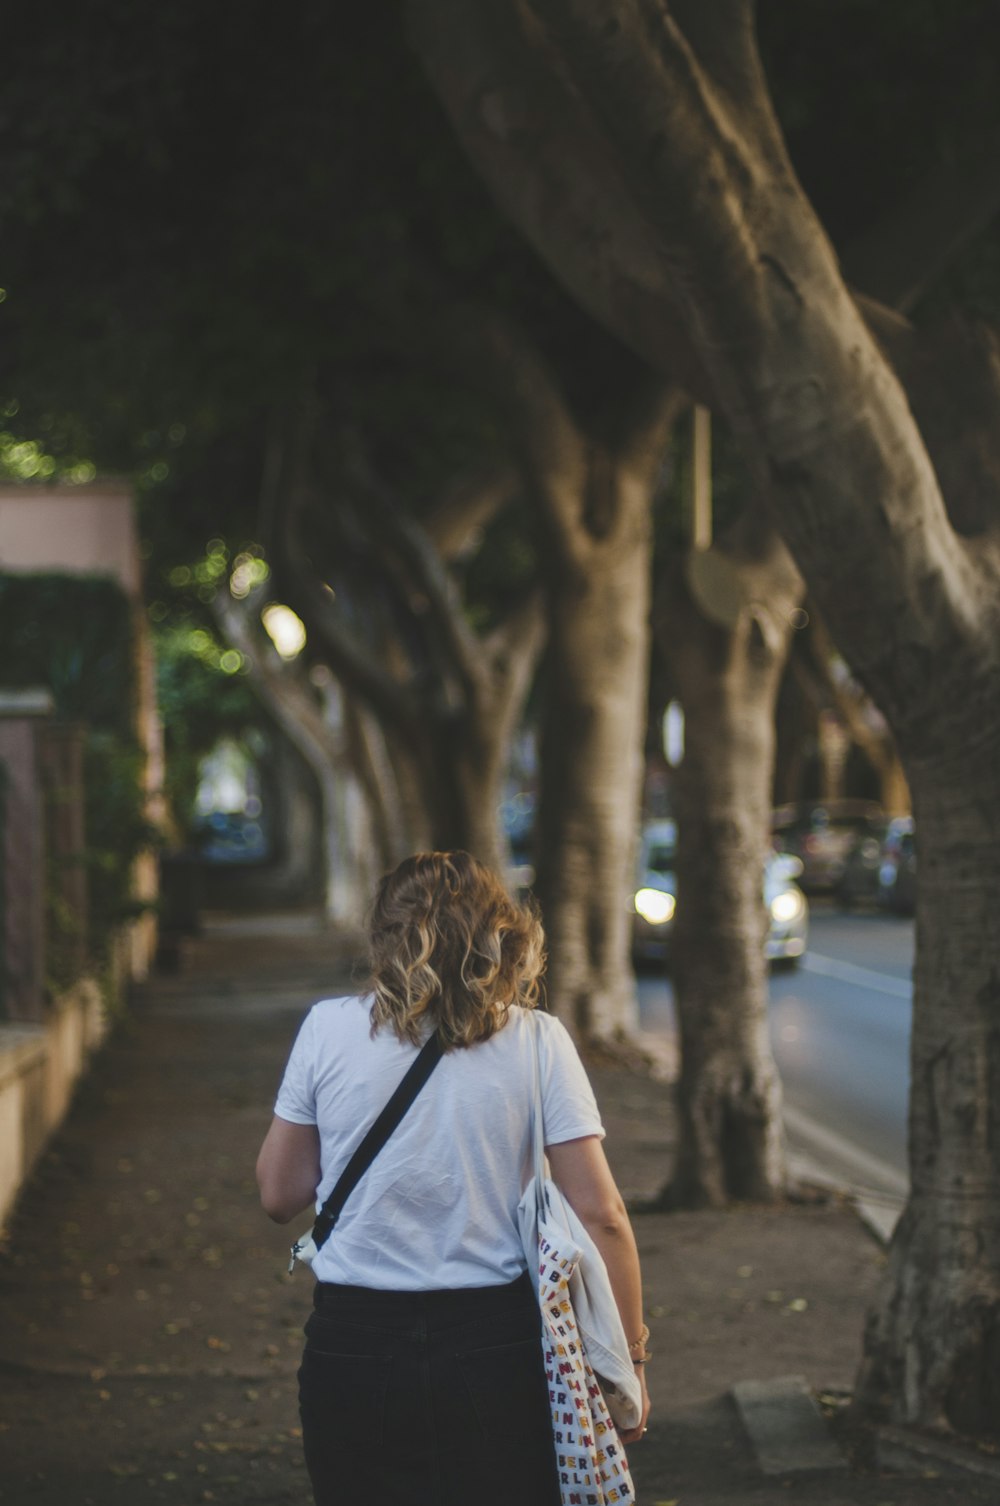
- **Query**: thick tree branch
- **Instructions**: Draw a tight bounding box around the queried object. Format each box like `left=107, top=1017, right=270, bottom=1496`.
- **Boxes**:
left=344, top=454, right=493, bottom=701
left=482, top=585, right=546, bottom=672
left=420, top=299, right=600, bottom=566
left=495, top=0, right=998, bottom=746
left=665, top=0, right=760, bottom=111
left=281, top=501, right=421, bottom=736
left=405, top=0, right=714, bottom=400
left=482, top=586, right=547, bottom=751
left=423, top=463, right=520, bottom=560
left=210, top=588, right=340, bottom=772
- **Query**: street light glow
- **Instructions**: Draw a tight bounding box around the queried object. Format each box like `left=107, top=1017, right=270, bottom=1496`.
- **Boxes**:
left=261, top=602, right=306, bottom=660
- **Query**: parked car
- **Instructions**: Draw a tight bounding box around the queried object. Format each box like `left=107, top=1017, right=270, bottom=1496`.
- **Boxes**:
left=770, top=800, right=885, bottom=894
left=632, top=820, right=809, bottom=966
left=195, top=809, right=268, bottom=864
left=836, top=816, right=916, bottom=914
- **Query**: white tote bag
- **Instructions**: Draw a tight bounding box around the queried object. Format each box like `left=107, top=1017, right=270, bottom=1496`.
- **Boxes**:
left=517, top=1014, right=641, bottom=1505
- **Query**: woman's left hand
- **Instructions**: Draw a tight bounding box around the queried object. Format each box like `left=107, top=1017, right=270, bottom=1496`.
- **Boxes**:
left=618, top=1365, right=650, bottom=1444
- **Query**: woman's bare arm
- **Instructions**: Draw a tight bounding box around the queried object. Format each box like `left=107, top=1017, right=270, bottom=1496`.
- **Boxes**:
left=256, top=1117, right=322, bottom=1223
left=545, top=1134, right=651, bottom=1442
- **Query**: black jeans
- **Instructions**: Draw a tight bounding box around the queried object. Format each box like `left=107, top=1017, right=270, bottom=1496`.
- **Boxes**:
left=298, top=1271, right=561, bottom=1506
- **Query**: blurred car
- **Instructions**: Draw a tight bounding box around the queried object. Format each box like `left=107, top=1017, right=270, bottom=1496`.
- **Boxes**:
left=632, top=820, right=809, bottom=966
left=770, top=800, right=885, bottom=894
left=195, top=810, right=268, bottom=864
left=836, top=816, right=916, bottom=914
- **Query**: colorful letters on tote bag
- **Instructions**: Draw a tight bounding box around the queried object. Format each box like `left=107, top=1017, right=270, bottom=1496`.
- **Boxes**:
left=539, top=1233, right=636, bottom=1505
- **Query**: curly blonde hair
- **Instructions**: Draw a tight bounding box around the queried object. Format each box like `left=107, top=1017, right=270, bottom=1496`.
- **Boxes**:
left=367, top=851, right=545, bottom=1049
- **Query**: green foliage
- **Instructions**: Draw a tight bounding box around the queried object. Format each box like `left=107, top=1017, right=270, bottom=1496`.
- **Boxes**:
left=0, top=425, right=96, bottom=484
left=155, top=615, right=261, bottom=842
left=0, top=575, right=136, bottom=735
left=0, top=0, right=635, bottom=605
left=0, top=573, right=148, bottom=969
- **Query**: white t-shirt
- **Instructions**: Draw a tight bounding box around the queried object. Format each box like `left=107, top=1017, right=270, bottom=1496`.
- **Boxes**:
left=274, top=997, right=604, bottom=1289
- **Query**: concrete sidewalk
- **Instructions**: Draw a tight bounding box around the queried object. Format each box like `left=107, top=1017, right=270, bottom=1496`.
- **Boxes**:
left=0, top=918, right=992, bottom=1505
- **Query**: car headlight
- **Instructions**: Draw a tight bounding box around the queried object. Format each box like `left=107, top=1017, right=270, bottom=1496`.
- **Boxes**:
left=769, top=889, right=804, bottom=924
left=634, top=887, right=676, bottom=926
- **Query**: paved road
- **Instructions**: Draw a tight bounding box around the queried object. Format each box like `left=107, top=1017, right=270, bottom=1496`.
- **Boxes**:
left=636, top=907, right=915, bottom=1215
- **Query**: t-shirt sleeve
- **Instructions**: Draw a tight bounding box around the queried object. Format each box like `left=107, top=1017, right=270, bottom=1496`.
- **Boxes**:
left=538, top=1015, right=605, bottom=1146
left=273, top=1007, right=319, bottom=1125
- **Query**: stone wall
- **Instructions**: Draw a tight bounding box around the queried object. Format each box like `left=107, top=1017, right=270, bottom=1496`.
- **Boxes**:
left=0, top=977, right=108, bottom=1228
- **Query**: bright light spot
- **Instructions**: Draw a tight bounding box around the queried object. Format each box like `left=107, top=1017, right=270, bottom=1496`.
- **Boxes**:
left=219, top=649, right=242, bottom=674
left=261, top=602, right=306, bottom=660
left=770, top=890, right=804, bottom=924
left=229, top=551, right=270, bottom=599
left=663, top=701, right=684, bottom=767
left=634, top=887, right=676, bottom=926
left=196, top=739, right=253, bottom=815
left=168, top=565, right=192, bottom=587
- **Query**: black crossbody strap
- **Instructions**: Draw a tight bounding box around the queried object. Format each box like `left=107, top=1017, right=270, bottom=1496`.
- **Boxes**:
left=310, top=1029, right=444, bottom=1253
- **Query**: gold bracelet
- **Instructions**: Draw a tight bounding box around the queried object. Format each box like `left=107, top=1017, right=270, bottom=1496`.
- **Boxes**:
left=628, top=1324, right=650, bottom=1355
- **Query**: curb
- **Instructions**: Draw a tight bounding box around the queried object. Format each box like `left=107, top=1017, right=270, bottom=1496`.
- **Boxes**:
left=876, top=1424, right=1000, bottom=1482
left=732, top=1375, right=848, bottom=1475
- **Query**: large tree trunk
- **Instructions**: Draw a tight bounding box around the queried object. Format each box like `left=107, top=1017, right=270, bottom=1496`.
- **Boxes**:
left=534, top=470, right=653, bottom=1038
left=856, top=746, right=1000, bottom=1434
left=414, top=591, right=546, bottom=876
left=430, top=308, right=679, bottom=1037
left=658, top=524, right=802, bottom=1204
left=408, top=0, right=1000, bottom=1433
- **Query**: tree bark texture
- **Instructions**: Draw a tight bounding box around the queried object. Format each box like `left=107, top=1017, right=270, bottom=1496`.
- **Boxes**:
left=533, top=459, right=655, bottom=1039
left=657, top=523, right=802, bottom=1204
left=856, top=748, right=1000, bottom=1434
left=408, top=0, right=1000, bottom=1433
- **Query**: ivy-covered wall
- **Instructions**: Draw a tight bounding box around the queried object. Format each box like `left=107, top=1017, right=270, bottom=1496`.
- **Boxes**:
left=0, top=573, right=150, bottom=982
